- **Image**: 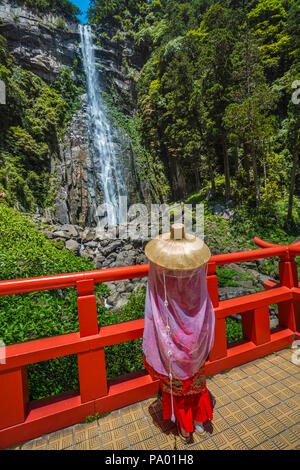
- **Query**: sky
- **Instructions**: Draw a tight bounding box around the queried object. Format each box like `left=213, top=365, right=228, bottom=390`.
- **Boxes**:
left=72, top=0, right=89, bottom=23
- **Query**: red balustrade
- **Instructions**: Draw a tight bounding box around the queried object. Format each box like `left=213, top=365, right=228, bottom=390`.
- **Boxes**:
left=0, top=238, right=299, bottom=449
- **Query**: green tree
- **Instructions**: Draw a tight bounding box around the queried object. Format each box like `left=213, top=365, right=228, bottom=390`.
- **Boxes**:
left=224, top=23, right=276, bottom=207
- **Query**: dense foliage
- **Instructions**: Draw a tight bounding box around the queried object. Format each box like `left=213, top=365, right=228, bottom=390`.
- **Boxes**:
left=90, top=0, right=300, bottom=228
left=14, top=0, right=81, bottom=21
left=0, top=35, right=83, bottom=210
left=0, top=202, right=151, bottom=399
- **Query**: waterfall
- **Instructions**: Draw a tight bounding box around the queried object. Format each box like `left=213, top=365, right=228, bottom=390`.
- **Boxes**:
left=79, top=24, right=127, bottom=225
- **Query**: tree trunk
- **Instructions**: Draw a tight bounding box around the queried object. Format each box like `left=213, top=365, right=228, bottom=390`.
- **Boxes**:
left=222, top=138, right=231, bottom=202
left=206, top=152, right=216, bottom=198
left=234, top=143, right=239, bottom=175
left=251, top=140, right=260, bottom=207
left=261, top=138, right=267, bottom=190
left=243, top=144, right=250, bottom=186
left=287, top=151, right=299, bottom=225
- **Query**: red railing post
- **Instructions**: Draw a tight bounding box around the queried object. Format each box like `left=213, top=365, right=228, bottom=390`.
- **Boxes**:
left=279, top=256, right=298, bottom=288
left=242, top=306, right=270, bottom=345
left=278, top=255, right=298, bottom=331
left=0, top=366, right=28, bottom=430
left=207, top=262, right=226, bottom=361
left=77, top=279, right=99, bottom=337
left=207, top=261, right=219, bottom=308
left=76, top=280, right=108, bottom=403
left=209, top=317, right=227, bottom=361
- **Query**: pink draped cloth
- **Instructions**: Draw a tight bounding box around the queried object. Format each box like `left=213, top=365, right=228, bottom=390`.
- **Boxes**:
left=143, top=262, right=215, bottom=380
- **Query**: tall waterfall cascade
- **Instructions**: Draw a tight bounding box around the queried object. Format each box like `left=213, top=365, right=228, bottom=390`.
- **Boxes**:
left=79, top=24, right=127, bottom=225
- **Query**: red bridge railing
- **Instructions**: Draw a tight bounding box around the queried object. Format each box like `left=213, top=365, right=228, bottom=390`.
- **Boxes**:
left=0, top=237, right=299, bottom=449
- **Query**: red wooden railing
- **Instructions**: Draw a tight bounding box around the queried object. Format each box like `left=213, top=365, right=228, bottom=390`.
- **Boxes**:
left=0, top=237, right=299, bottom=449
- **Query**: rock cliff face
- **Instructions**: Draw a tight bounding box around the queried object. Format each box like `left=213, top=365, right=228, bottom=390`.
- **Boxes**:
left=0, top=1, right=152, bottom=225
left=54, top=94, right=92, bottom=225
left=92, top=24, right=143, bottom=115
left=0, top=0, right=80, bottom=82
left=0, top=1, right=93, bottom=224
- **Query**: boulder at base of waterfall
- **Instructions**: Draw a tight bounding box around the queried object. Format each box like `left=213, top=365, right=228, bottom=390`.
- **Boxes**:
left=80, top=228, right=95, bottom=242
left=65, top=239, right=80, bottom=253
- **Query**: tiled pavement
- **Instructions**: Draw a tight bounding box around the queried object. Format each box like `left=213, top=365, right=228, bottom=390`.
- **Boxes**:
left=11, top=347, right=300, bottom=450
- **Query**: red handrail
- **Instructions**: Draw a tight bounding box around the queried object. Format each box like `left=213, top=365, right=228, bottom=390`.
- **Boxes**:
left=0, top=244, right=291, bottom=296
left=0, top=238, right=299, bottom=449
left=0, top=264, right=150, bottom=296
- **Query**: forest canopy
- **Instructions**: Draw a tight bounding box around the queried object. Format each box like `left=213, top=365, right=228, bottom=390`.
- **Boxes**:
left=89, top=0, right=300, bottom=227
left=13, top=0, right=81, bottom=21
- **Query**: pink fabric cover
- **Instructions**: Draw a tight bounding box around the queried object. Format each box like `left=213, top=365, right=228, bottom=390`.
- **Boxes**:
left=143, top=262, right=215, bottom=380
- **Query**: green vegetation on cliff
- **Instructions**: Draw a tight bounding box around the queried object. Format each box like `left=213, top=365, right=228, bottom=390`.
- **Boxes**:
left=14, top=0, right=81, bottom=22
left=0, top=35, right=83, bottom=211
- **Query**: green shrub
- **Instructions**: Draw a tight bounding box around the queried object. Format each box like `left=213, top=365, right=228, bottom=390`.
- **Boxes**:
left=0, top=204, right=109, bottom=399
left=0, top=39, right=82, bottom=210
left=226, top=318, right=243, bottom=345
left=216, top=267, right=254, bottom=288
left=54, top=18, right=68, bottom=30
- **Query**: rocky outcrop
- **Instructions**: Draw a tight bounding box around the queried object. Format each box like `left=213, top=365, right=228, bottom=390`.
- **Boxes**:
left=92, top=25, right=143, bottom=115
left=53, top=94, right=96, bottom=226
left=52, top=91, right=142, bottom=226
left=0, top=0, right=80, bottom=82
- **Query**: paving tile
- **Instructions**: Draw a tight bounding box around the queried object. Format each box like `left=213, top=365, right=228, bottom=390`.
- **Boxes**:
left=271, top=430, right=299, bottom=450
left=286, top=381, right=300, bottom=394
left=221, top=403, right=248, bottom=426
left=75, top=437, right=102, bottom=450
left=101, top=427, right=128, bottom=450
left=266, top=365, right=290, bottom=381
left=232, top=420, right=268, bottom=448
left=277, top=360, right=300, bottom=375
left=224, top=368, right=248, bottom=381
left=190, top=439, right=217, bottom=450
left=254, top=371, right=277, bottom=387
left=254, top=414, right=286, bottom=439
left=131, top=438, right=159, bottom=450
left=46, top=427, right=74, bottom=450
left=235, top=396, right=264, bottom=417
left=239, top=377, right=263, bottom=394
left=148, top=414, right=176, bottom=435
left=154, top=429, right=177, bottom=449
left=8, top=347, right=300, bottom=452
left=125, top=418, right=154, bottom=445
left=266, top=354, right=289, bottom=367
left=251, top=389, right=281, bottom=409
left=210, top=375, right=232, bottom=388
left=74, top=421, right=98, bottom=444
left=211, top=392, right=231, bottom=407
left=220, top=383, right=248, bottom=400
left=284, top=396, right=300, bottom=411
left=266, top=383, right=295, bottom=401
left=254, top=440, right=278, bottom=450
left=98, top=410, right=123, bottom=433
left=279, top=349, right=293, bottom=359
left=239, top=363, right=261, bottom=376
left=210, top=429, right=247, bottom=450
left=210, top=412, right=230, bottom=434
left=281, top=375, right=299, bottom=391
left=21, top=437, right=48, bottom=450
left=290, top=424, right=300, bottom=440
left=120, top=403, right=145, bottom=424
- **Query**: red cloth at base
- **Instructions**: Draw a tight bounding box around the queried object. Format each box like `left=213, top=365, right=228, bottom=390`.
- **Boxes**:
left=162, top=388, right=213, bottom=433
